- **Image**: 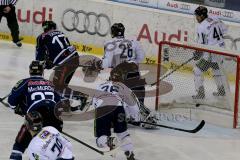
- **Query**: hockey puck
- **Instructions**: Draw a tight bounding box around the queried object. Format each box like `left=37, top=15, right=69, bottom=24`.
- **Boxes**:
left=195, top=103, right=200, bottom=107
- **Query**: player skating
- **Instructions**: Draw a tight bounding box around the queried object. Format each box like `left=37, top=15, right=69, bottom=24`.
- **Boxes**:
left=26, top=111, right=74, bottom=160
left=102, top=23, right=145, bottom=104
left=101, top=23, right=157, bottom=127
left=35, top=20, right=88, bottom=111
left=192, top=6, right=229, bottom=99
left=8, top=61, right=63, bottom=160
left=93, top=69, right=141, bottom=160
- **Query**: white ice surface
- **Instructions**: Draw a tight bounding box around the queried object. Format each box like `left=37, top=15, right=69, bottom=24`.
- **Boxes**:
left=0, top=41, right=240, bottom=160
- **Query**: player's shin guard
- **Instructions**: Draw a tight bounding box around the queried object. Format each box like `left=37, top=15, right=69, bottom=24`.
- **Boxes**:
left=10, top=124, right=32, bottom=159
left=117, top=131, right=135, bottom=160
left=96, top=135, right=118, bottom=150
left=116, top=131, right=133, bottom=153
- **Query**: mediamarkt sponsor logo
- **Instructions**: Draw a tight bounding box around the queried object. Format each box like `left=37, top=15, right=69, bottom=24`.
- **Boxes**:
left=137, top=24, right=188, bottom=45
left=17, top=7, right=53, bottom=24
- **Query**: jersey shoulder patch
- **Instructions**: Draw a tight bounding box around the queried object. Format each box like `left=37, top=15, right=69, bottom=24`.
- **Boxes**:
left=39, top=130, right=50, bottom=139
left=13, top=79, right=25, bottom=90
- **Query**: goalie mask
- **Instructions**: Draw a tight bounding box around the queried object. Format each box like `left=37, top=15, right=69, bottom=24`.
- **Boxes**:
left=42, top=20, right=57, bottom=33
left=111, top=23, right=125, bottom=38
left=25, top=111, right=43, bottom=132
left=29, top=60, right=44, bottom=76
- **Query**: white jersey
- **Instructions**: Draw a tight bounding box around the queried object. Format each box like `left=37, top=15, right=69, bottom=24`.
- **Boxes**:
left=92, top=81, right=140, bottom=121
left=197, top=16, right=227, bottom=62
left=197, top=16, right=227, bottom=46
left=102, top=36, right=145, bottom=68
left=28, top=126, right=73, bottom=160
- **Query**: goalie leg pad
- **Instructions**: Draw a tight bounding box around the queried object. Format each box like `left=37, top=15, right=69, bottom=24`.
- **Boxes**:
left=193, top=66, right=204, bottom=91
left=212, top=66, right=224, bottom=87
left=196, top=59, right=210, bottom=72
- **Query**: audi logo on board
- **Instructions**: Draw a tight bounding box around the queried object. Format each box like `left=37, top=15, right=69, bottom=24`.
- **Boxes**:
left=61, top=9, right=111, bottom=37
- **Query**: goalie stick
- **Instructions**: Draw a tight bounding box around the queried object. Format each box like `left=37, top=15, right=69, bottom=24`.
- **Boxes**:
left=62, top=131, right=119, bottom=156
left=140, top=120, right=205, bottom=133
left=151, top=56, right=195, bottom=86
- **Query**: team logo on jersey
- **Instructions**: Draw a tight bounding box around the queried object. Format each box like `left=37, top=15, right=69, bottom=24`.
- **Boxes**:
left=39, top=130, right=50, bottom=139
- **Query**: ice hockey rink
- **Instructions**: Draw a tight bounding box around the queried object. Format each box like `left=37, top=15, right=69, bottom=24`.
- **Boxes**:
left=0, top=40, right=240, bottom=160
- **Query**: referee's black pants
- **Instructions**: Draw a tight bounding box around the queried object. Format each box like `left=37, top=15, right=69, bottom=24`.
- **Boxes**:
left=0, top=5, right=20, bottom=43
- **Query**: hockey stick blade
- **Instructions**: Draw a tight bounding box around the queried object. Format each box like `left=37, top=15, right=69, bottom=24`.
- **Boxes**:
left=0, top=94, right=10, bottom=102
left=140, top=120, right=205, bottom=133
left=0, top=99, right=11, bottom=108
left=62, top=131, right=119, bottom=156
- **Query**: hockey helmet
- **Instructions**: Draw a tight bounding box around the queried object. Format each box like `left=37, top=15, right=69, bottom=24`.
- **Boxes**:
left=25, top=111, right=43, bottom=132
left=42, top=20, right=57, bottom=32
left=29, top=60, right=44, bottom=76
left=109, top=61, right=139, bottom=82
left=194, top=6, right=208, bottom=18
left=111, top=23, right=125, bottom=38
left=110, top=67, right=123, bottom=82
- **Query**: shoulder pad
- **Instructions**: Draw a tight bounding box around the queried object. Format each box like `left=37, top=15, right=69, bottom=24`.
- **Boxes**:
left=13, top=79, right=25, bottom=90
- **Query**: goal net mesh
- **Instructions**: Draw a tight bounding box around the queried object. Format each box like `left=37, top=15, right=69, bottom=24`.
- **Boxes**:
left=155, top=41, right=240, bottom=128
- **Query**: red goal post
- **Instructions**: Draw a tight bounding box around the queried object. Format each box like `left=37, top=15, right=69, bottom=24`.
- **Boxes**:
left=155, top=41, right=240, bottom=128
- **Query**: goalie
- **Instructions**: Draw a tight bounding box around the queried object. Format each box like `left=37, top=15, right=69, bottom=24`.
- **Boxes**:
left=192, top=6, right=229, bottom=99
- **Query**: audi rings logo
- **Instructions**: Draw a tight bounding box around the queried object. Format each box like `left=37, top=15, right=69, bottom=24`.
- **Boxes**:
left=61, top=9, right=111, bottom=37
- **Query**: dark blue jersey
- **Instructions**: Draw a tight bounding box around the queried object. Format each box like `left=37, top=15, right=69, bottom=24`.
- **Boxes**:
left=8, top=76, right=62, bottom=114
left=35, top=30, right=78, bottom=68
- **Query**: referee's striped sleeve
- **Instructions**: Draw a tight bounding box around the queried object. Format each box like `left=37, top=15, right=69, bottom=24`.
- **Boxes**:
left=10, top=0, right=17, bottom=5
left=0, top=0, right=17, bottom=5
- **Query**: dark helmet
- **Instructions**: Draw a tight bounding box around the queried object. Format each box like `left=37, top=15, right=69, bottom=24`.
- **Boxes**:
left=109, top=61, right=138, bottom=82
left=29, top=60, right=44, bottom=76
left=110, top=67, right=123, bottom=82
left=194, top=6, right=208, bottom=18
left=25, top=111, right=43, bottom=132
left=111, top=23, right=125, bottom=38
left=42, top=20, right=57, bottom=32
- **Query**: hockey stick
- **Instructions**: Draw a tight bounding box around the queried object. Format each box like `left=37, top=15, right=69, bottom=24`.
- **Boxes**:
left=0, top=94, right=11, bottom=108
left=151, top=56, right=195, bottom=86
left=140, top=120, right=205, bottom=133
left=0, top=100, right=10, bottom=108
left=62, top=131, right=118, bottom=156
left=0, top=94, right=10, bottom=102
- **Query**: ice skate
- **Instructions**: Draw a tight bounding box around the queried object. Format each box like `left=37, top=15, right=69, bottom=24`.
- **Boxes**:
left=125, top=151, right=136, bottom=160
left=213, top=85, right=226, bottom=97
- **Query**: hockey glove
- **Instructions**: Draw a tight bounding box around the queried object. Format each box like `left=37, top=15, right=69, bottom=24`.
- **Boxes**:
left=14, top=105, right=24, bottom=117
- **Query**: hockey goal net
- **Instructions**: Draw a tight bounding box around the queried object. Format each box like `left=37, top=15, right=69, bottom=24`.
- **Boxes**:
left=155, top=41, right=240, bottom=128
